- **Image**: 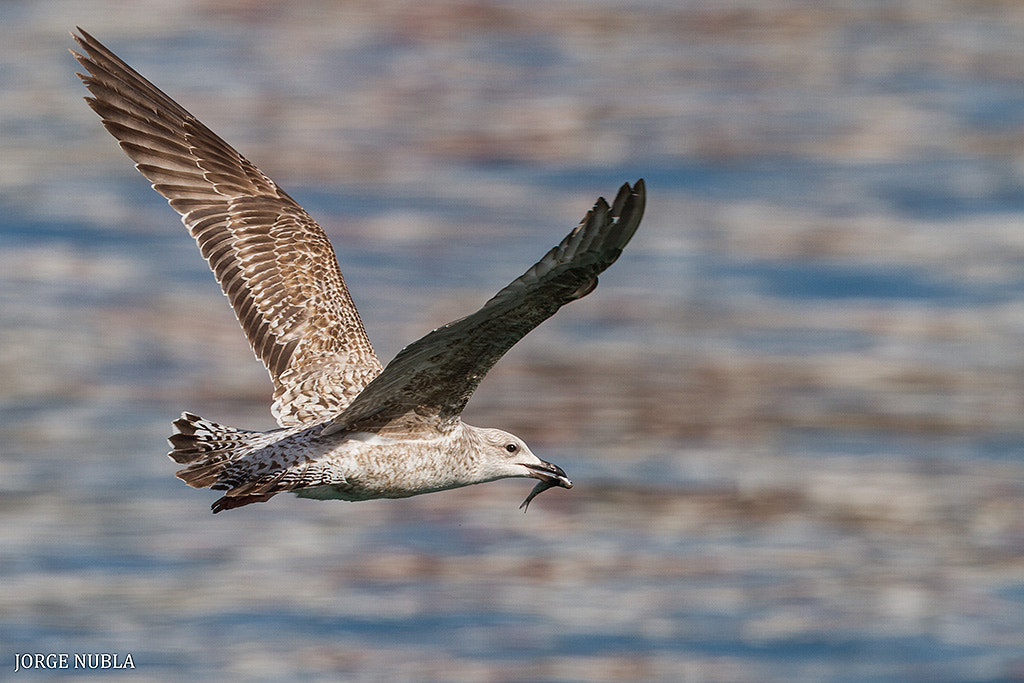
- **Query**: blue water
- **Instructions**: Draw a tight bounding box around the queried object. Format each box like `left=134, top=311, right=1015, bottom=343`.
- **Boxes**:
left=4, top=4, right=1024, bottom=681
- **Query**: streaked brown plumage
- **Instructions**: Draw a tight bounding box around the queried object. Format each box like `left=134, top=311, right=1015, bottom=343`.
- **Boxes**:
left=71, top=28, right=646, bottom=513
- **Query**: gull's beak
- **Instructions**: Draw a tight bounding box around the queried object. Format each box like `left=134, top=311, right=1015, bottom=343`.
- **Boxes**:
left=519, top=461, right=573, bottom=512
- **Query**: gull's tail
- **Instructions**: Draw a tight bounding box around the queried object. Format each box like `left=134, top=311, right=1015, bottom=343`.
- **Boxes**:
left=167, top=413, right=280, bottom=512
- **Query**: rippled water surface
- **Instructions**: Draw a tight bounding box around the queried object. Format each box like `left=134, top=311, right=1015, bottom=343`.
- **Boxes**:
left=3, top=2, right=1024, bottom=681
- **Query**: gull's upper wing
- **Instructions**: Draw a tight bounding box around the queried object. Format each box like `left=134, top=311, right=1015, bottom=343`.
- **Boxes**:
left=71, top=28, right=382, bottom=427
left=323, top=180, right=645, bottom=435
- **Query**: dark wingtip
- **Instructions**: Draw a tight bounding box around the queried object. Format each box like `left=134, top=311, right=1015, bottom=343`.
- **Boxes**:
left=70, top=27, right=92, bottom=51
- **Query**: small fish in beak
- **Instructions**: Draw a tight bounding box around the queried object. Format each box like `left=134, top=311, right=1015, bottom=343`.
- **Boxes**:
left=519, top=461, right=573, bottom=511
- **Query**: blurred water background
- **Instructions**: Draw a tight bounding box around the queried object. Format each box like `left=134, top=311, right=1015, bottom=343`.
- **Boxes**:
left=3, top=1, right=1024, bottom=680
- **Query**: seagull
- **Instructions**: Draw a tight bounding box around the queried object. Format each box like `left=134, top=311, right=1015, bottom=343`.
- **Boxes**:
left=71, top=28, right=646, bottom=513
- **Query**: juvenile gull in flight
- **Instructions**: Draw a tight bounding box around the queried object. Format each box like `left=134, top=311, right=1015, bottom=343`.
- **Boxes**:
left=71, top=28, right=646, bottom=513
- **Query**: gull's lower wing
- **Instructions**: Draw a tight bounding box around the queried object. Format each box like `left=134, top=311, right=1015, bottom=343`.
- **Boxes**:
left=323, top=179, right=646, bottom=434
left=71, top=28, right=382, bottom=426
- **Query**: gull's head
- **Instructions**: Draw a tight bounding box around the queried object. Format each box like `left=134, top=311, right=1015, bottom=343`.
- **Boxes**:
left=470, top=427, right=572, bottom=510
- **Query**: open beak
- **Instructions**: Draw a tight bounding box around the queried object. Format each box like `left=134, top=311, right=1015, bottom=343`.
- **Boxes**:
left=519, top=461, right=573, bottom=512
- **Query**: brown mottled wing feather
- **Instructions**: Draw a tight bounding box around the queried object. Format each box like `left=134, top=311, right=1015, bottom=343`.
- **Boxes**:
left=71, top=28, right=382, bottom=426
left=323, top=180, right=645, bottom=435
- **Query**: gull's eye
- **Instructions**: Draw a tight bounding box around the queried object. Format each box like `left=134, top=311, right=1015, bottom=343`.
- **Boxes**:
left=505, top=443, right=518, bottom=454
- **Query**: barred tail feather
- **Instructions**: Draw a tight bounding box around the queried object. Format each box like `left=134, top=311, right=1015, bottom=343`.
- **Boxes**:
left=167, top=412, right=274, bottom=489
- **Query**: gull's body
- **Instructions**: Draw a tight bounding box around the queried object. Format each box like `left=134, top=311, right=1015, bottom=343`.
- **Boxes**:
left=71, top=28, right=646, bottom=513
